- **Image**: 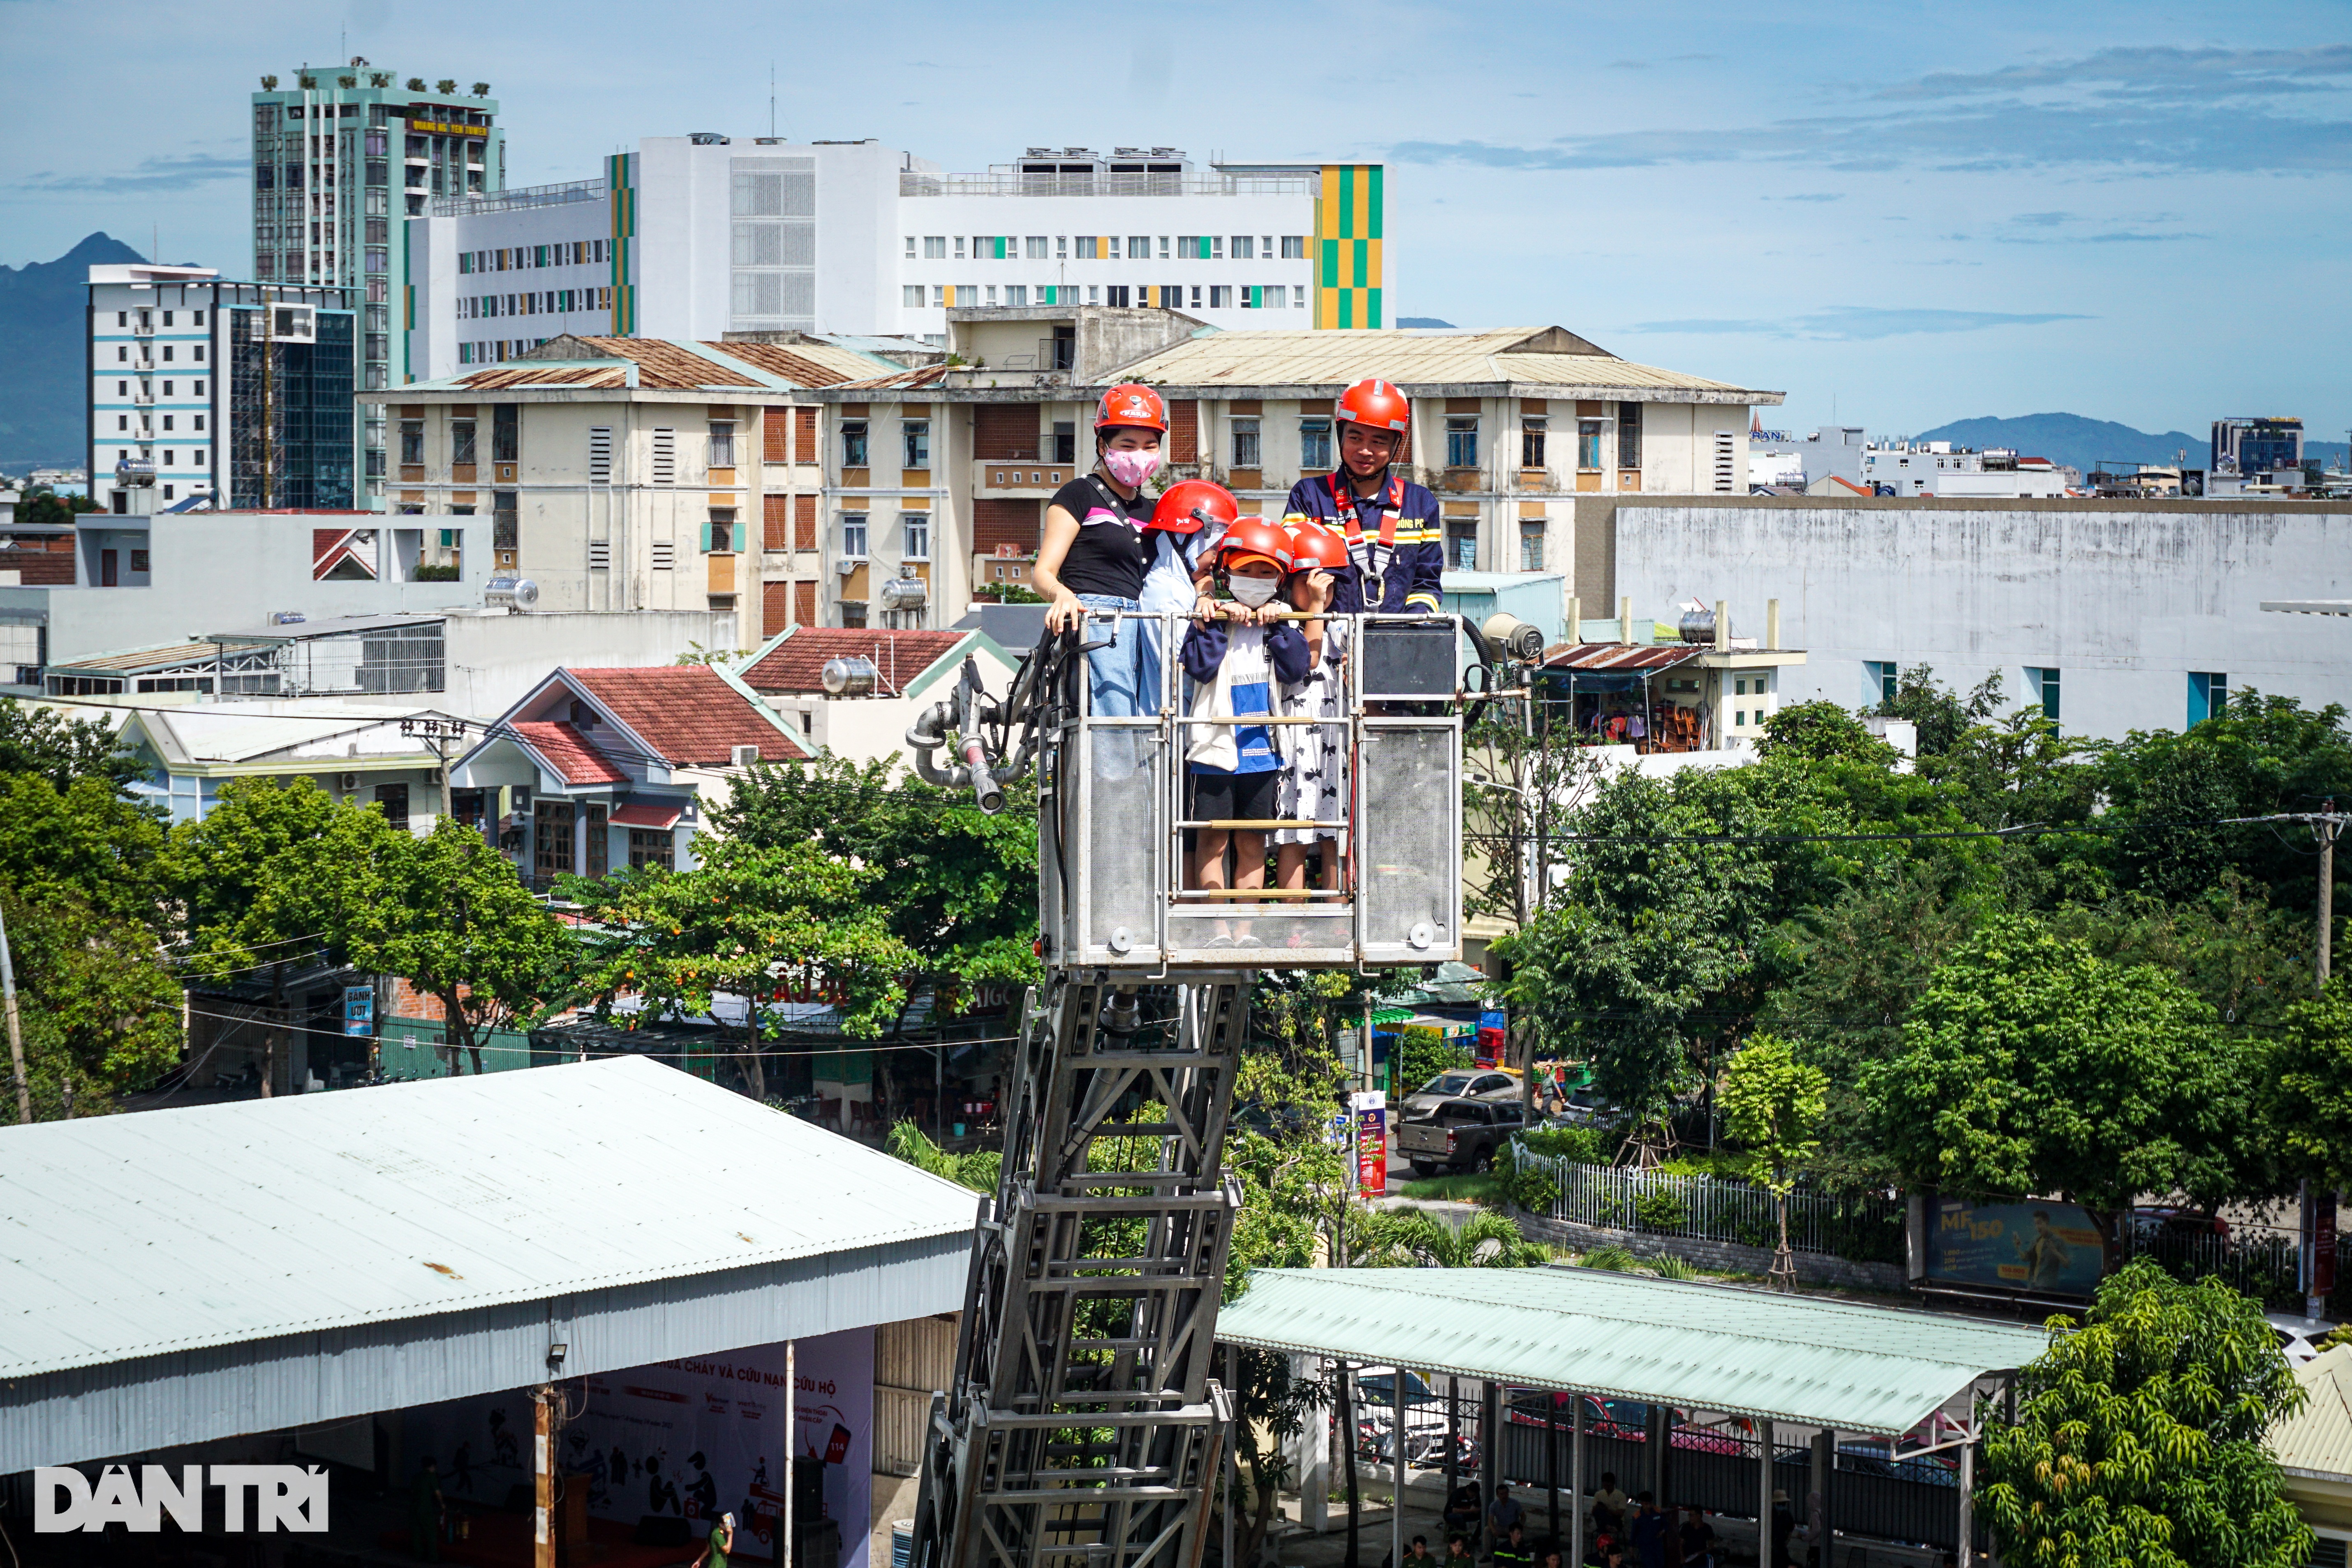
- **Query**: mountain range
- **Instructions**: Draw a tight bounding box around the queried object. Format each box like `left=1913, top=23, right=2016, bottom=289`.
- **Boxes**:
left=1911, top=412, right=2347, bottom=477
left=0, top=233, right=148, bottom=471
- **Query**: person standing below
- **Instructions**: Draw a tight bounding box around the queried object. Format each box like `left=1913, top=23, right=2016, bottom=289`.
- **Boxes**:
left=1034, top=384, right=1170, bottom=717
left=408, top=1455, right=444, bottom=1562
left=1282, top=378, right=1445, bottom=618
left=1676, top=1504, right=1715, bottom=1566
left=1589, top=1472, right=1629, bottom=1543
left=692, top=1510, right=735, bottom=1568
left=1627, top=1494, right=1670, bottom=1568
left=1485, top=1482, right=1525, bottom=1552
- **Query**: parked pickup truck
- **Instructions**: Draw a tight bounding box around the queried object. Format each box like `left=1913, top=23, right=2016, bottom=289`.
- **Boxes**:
left=1397, top=1096, right=1528, bottom=1176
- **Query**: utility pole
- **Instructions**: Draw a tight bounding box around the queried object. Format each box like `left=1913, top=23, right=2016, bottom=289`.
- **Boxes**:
left=2317, top=799, right=2338, bottom=995
left=2, top=901, right=28, bottom=1124
left=401, top=717, right=470, bottom=822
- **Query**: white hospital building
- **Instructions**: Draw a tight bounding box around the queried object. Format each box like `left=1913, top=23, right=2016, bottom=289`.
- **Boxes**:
left=405, top=140, right=1393, bottom=381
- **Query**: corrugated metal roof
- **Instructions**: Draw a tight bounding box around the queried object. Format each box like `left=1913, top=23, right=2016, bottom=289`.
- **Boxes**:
left=0, top=1056, right=977, bottom=1382
left=1544, top=642, right=1703, bottom=673
left=1113, top=327, right=1781, bottom=401
left=840, top=363, right=951, bottom=391
left=2275, top=1342, right=2352, bottom=1480
left=719, top=339, right=892, bottom=387
left=1214, top=1267, right=2051, bottom=1437
left=457, top=365, right=629, bottom=390
left=45, top=641, right=271, bottom=675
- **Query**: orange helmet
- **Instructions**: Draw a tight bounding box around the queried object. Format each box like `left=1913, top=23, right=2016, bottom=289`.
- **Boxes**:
left=1335, top=378, right=1410, bottom=434
left=1095, top=383, right=1169, bottom=434
left=1286, top=521, right=1351, bottom=572
left=1151, top=479, right=1237, bottom=535
left=1211, top=517, right=1293, bottom=574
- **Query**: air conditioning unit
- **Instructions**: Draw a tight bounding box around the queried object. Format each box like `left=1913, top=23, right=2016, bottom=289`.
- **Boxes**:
left=835, top=558, right=861, bottom=576
left=336, top=771, right=361, bottom=792
left=729, top=743, right=761, bottom=768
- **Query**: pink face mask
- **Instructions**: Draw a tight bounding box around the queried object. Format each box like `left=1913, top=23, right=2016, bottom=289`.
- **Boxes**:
left=1103, top=448, right=1162, bottom=488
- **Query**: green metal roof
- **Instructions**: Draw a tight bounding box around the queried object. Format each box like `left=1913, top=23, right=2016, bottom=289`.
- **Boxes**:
left=1214, top=1266, right=2053, bottom=1438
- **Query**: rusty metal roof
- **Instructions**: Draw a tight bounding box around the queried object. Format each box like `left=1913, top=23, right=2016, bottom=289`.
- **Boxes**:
left=1543, top=642, right=1703, bottom=673
left=718, top=339, right=886, bottom=387
left=839, top=363, right=951, bottom=392
left=456, top=365, right=630, bottom=390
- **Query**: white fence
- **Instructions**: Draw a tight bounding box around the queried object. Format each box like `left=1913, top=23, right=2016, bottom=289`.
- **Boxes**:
left=1508, top=1142, right=1906, bottom=1262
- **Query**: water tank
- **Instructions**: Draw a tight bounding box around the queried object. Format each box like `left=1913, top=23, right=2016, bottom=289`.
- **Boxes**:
left=1678, top=604, right=1721, bottom=645
left=821, top=655, right=879, bottom=697
left=485, top=576, right=539, bottom=613
left=879, top=576, right=929, bottom=611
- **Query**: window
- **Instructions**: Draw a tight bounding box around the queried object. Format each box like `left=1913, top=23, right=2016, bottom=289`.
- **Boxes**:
left=903, top=514, right=930, bottom=559
left=450, top=418, right=476, bottom=466
left=1230, top=418, right=1260, bottom=469
left=1026, top=235, right=1048, bottom=259
left=1207, top=285, right=1232, bottom=309
left=902, top=419, right=930, bottom=469
left=902, top=284, right=924, bottom=307
left=650, top=428, right=676, bottom=483
left=1050, top=421, right=1076, bottom=465
left=1231, top=235, right=1254, bottom=259
left=904, top=235, right=916, bottom=259
left=924, top=235, right=946, bottom=259
left=1519, top=522, right=1545, bottom=571
left=400, top=419, right=423, bottom=464
left=1446, top=521, right=1477, bottom=570
left=1299, top=417, right=1332, bottom=470
left=841, top=513, right=869, bottom=558
left=1445, top=416, right=1479, bottom=469
left=131, top=549, right=151, bottom=573
left=1864, top=660, right=1898, bottom=706
left=492, top=403, right=519, bottom=463
left=2188, top=671, right=2228, bottom=727
left=1521, top=416, right=1547, bottom=469
left=1712, top=429, right=1737, bottom=492
left=629, top=828, right=674, bottom=871
left=841, top=419, right=868, bottom=466
left=707, top=510, right=736, bottom=553
left=588, top=426, right=611, bottom=483
left=708, top=420, right=735, bottom=467
left=931, top=284, right=946, bottom=308
left=1281, top=235, right=1307, bottom=259
left=1577, top=419, right=1603, bottom=470
left=375, top=782, right=410, bottom=830
left=1124, top=234, right=1147, bottom=260
left=2026, top=666, right=2061, bottom=723
left=1005, top=284, right=1028, bottom=307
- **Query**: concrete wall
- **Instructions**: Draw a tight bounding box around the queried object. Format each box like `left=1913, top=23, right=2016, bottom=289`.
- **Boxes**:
left=1604, top=496, right=2352, bottom=740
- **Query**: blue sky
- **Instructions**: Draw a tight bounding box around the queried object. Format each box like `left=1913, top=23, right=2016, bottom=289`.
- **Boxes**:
left=4, top=0, right=2346, bottom=439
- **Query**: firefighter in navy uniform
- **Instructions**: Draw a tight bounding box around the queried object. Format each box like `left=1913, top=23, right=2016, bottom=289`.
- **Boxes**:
left=1281, top=378, right=1445, bottom=617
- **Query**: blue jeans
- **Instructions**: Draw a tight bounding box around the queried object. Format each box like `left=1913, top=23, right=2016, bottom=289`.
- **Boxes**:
left=1078, top=594, right=1151, bottom=716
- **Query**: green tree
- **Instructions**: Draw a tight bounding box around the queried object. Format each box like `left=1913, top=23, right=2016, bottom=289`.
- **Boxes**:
left=1351, top=1208, right=1548, bottom=1269
left=1978, top=1258, right=2313, bottom=1568
left=167, top=777, right=346, bottom=975
left=1873, top=664, right=2005, bottom=757
left=567, top=837, right=917, bottom=1099
left=2261, top=983, right=2352, bottom=1196
left=317, top=816, right=570, bottom=1075
left=1859, top=915, right=2243, bottom=1264
left=715, top=754, right=1041, bottom=1004
left=15, top=487, right=101, bottom=530
left=1493, top=767, right=1778, bottom=1156
left=0, top=698, right=146, bottom=795
left=1755, top=700, right=1900, bottom=767
left=882, top=1119, right=1001, bottom=1193
left=1718, top=1033, right=1827, bottom=1288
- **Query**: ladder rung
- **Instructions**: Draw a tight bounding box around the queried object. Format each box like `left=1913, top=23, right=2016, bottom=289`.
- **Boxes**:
left=1182, top=818, right=1345, bottom=829
left=1172, top=888, right=1349, bottom=900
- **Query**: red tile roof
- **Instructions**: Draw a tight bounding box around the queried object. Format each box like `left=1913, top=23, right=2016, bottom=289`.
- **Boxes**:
left=738, top=629, right=969, bottom=696
left=567, top=666, right=808, bottom=764
left=609, top=800, right=683, bottom=829
left=509, top=720, right=630, bottom=784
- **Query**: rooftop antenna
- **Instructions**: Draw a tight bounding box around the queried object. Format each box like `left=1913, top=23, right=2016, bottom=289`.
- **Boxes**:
left=770, top=61, right=776, bottom=140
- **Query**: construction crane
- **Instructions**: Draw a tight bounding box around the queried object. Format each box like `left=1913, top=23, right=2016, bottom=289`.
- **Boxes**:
left=902, top=610, right=1520, bottom=1568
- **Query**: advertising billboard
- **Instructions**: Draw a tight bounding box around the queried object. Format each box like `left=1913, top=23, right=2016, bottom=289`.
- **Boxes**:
left=1924, top=1198, right=2104, bottom=1298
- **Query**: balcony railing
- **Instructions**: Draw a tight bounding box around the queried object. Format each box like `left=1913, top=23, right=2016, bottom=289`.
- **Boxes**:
left=432, top=178, right=605, bottom=217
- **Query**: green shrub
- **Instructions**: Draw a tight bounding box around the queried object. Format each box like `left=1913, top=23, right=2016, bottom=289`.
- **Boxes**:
left=410, top=562, right=462, bottom=582
left=1648, top=1253, right=1701, bottom=1281
left=1505, top=1162, right=1559, bottom=1212
left=1580, top=1245, right=1637, bottom=1272
left=1633, top=1189, right=1690, bottom=1230
left=1521, top=1124, right=1608, bottom=1163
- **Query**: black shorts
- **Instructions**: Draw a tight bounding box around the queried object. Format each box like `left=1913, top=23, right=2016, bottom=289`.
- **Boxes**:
left=1190, top=768, right=1279, bottom=825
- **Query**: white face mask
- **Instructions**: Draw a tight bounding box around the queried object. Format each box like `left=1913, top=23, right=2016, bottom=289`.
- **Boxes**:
left=1227, top=574, right=1280, bottom=608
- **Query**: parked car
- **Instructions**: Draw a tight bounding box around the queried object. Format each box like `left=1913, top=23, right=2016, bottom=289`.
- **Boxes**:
left=1503, top=1391, right=1744, bottom=1455
left=1397, top=1096, right=1529, bottom=1176
left=1400, top=1068, right=1521, bottom=1120
left=1349, top=1366, right=1476, bottom=1468
left=2130, top=1205, right=2231, bottom=1241
left=1547, top=1087, right=1618, bottom=1128
left=2268, top=1311, right=2335, bottom=1365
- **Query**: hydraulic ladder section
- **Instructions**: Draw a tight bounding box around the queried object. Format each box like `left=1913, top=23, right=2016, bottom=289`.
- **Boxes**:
left=910, top=972, right=1248, bottom=1568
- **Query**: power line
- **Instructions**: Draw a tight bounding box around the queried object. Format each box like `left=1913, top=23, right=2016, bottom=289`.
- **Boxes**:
left=1461, top=810, right=2350, bottom=849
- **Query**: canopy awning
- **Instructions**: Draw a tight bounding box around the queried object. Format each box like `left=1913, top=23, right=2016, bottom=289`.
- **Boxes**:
left=610, top=800, right=684, bottom=829
left=1214, top=1266, right=2051, bottom=1438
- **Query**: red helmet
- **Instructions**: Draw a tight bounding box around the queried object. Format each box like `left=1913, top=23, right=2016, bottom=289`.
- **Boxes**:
left=1211, top=517, right=1293, bottom=574
left=1286, top=521, right=1351, bottom=572
left=1095, top=382, right=1169, bottom=434
left=1151, top=479, right=1237, bottom=535
left=1335, top=377, right=1410, bottom=434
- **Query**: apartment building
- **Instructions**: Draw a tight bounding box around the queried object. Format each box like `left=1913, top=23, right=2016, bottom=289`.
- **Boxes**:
left=86, top=263, right=359, bottom=515
left=806, top=310, right=1781, bottom=629
left=402, top=137, right=1388, bottom=382
left=1856, top=439, right=2074, bottom=498
left=363, top=333, right=902, bottom=643
left=250, top=58, right=507, bottom=493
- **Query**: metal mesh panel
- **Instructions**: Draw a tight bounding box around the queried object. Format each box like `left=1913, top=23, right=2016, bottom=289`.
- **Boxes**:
left=1081, top=724, right=1163, bottom=958
left=1359, top=725, right=1457, bottom=954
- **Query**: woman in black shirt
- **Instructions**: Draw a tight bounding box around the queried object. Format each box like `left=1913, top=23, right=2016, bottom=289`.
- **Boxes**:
left=1034, top=383, right=1168, bottom=716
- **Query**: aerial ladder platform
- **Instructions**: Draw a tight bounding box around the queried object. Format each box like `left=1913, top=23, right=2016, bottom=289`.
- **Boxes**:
left=903, top=611, right=1489, bottom=1568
